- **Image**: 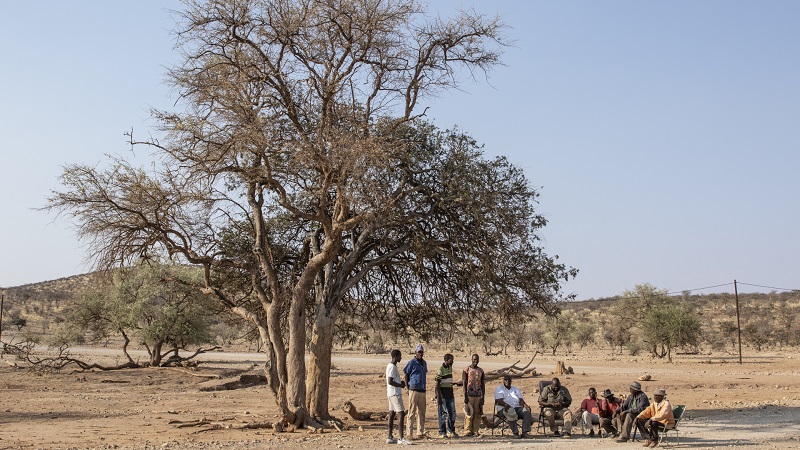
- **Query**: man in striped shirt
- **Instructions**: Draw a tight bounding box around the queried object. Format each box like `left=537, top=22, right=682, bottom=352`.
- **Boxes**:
left=435, top=353, right=458, bottom=438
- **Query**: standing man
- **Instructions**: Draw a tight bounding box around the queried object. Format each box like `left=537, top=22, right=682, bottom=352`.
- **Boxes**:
left=435, top=353, right=458, bottom=438
left=404, top=344, right=428, bottom=440
left=462, top=353, right=485, bottom=437
left=614, top=381, right=650, bottom=443
left=576, top=387, right=600, bottom=436
left=494, top=375, right=534, bottom=438
left=386, top=349, right=411, bottom=445
left=538, top=377, right=573, bottom=438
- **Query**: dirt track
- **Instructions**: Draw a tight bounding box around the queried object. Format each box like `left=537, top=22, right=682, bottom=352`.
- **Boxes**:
left=2, top=350, right=800, bottom=449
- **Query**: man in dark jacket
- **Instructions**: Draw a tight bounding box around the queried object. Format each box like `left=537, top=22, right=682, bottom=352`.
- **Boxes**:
left=614, top=381, right=650, bottom=442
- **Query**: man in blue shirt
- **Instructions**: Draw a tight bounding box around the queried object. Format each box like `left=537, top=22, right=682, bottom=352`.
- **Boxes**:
left=404, top=344, right=428, bottom=439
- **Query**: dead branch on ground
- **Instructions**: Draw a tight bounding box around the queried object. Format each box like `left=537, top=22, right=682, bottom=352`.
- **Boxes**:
left=483, top=351, right=541, bottom=381
left=160, top=346, right=221, bottom=367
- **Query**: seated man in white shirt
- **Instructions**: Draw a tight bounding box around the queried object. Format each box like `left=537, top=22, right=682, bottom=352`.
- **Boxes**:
left=494, top=375, right=534, bottom=438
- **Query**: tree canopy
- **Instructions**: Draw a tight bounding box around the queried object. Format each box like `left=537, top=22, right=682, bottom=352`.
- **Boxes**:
left=47, top=0, right=575, bottom=427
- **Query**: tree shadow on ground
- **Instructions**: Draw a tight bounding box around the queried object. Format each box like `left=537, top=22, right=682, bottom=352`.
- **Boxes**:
left=650, top=405, right=800, bottom=448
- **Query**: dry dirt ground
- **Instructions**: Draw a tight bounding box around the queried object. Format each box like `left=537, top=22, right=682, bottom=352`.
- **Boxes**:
left=2, top=349, right=800, bottom=450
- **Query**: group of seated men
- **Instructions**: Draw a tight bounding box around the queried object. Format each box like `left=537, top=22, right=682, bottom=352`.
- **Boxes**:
left=389, top=349, right=674, bottom=444
left=494, top=377, right=675, bottom=446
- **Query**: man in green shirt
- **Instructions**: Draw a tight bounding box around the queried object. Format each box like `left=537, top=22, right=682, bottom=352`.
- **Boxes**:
left=538, top=377, right=573, bottom=438
left=435, top=353, right=457, bottom=438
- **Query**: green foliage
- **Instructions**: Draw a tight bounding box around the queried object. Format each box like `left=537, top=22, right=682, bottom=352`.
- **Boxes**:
left=572, top=319, right=597, bottom=348
left=611, top=283, right=670, bottom=322
left=640, top=303, right=702, bottom=361
left=66, top=261, right=217, bottom=365
left=11, top=316, right=27, bottom=331
left=742, top=319, right=772, bottom=351
left=47, top=325, right=86, bottom=348
left=536, top=311, right=577, bottom=355
left=626, top=340, right=643, bottom=356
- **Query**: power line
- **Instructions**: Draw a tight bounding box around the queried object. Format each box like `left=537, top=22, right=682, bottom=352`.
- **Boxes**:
left=586, top=280, right=799, bottom=301
left=736, top=282, right=799, bottom=292
left=665, top=282, right=734, bottom=296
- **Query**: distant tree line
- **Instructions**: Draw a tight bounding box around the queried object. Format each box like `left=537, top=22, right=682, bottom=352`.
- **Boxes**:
left=4, top=281, right=798, bottom=364
left=330, top=283, right=800, bottom=361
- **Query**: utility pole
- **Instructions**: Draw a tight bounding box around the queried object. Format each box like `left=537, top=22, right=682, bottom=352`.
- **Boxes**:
left=0, top=294, right=4, bottom=356
left=734, top=280, right=742, bottom=365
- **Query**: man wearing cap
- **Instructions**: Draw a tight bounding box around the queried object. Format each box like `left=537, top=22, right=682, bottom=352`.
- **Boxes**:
left=614, top=381, right=650, bottom=443
left=598, top=389, right=622, bottom=436
left=462, top=353, right=485, bottom=437
left=404, top=344, right=428, bottom=439
left=635, top=388, right=674, bottom=447
left=538, top=377, right=573, bottom=438
left=494, top=375, right=534, bottom=438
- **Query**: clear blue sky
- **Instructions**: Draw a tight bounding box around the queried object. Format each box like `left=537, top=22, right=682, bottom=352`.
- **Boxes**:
left=1, top=1, right=798, bottom=299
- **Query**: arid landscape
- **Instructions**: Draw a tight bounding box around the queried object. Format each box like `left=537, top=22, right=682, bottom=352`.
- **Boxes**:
left=2, top=2, right=798, bottom=450
left=2, top=348, right=800, bottom=449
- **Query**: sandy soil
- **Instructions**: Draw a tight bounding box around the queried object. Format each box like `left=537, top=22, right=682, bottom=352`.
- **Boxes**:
left=2, top=349, right=800, bottom=449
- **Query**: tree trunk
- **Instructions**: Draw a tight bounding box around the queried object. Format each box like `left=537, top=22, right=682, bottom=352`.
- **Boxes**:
left=261, top=299, right=289, bottom=418
left=120, top=328, right=135, bottom=365
left=307, top=301, right=338, bottom=420
left=286, top=290, right=308, bottom=426
left=150, top=341, right=163, bottom=366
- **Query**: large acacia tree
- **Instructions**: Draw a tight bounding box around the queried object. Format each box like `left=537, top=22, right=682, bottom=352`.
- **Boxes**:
left=48, top=0, right=575, bottom=426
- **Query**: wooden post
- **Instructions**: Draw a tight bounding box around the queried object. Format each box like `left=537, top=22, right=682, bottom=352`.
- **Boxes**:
left=0, top=294, right=4, bottom=355
left=734, top=280, right=742, bottom=365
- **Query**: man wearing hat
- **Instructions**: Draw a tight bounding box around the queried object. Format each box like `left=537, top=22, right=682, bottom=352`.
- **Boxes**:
left=614, top=381, right=650, bottom=442
left=635, top=388, right=674, bottom=447
left=494, top=375, right=534, bottom=438
left=404, top=344, right=428, bottom=439
left=597, top=389, right=622, bottom=436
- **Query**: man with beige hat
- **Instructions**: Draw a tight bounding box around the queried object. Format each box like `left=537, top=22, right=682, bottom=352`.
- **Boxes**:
left=635, top=388, right=675, bottom=447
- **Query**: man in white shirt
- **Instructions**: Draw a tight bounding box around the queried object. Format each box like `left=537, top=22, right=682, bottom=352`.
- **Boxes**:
left=386, top=350, right=411, bottom=445
left=494, top=375, right=533, bottom=438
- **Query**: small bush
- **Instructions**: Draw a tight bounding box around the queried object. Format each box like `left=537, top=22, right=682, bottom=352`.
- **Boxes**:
left=626, top=341, right=643, bottom=356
